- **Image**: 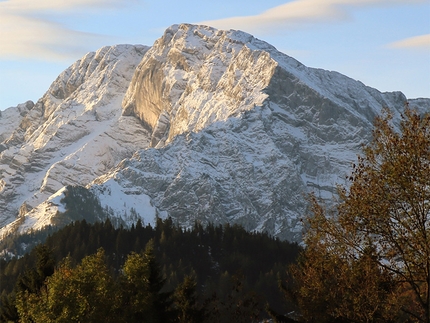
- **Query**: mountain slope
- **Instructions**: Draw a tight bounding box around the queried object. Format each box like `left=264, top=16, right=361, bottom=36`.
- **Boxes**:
left=1, top=24, right=428, bottom=242
left=0, top=44, right=151, bottom=228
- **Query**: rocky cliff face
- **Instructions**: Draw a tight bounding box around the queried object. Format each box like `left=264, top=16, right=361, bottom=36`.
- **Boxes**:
left=1, top=24, right=428, bottom=242
left=0, top=44, right=150, bottom=228
left=122, top=24, right=277, bottom=147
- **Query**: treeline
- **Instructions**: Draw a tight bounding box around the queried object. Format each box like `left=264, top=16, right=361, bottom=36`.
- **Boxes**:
left=1, top=108, right=427, bottom=322
left=0, top=185, right=108, bottom=257
left=0, top=218, right=300, bottom=322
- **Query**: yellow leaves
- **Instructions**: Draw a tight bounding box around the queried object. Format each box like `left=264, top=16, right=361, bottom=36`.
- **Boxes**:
left=15, top=248, right=118, bottom=323
left=293, top=107, right=430, bottom=322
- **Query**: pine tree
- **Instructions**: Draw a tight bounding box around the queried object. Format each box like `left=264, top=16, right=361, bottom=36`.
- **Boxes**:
left=120, top=240, right=173, bottom=323
left=173, top=275, right=204, bottom=323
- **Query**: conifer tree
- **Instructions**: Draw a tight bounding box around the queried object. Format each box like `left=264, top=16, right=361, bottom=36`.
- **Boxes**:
left=173, top=275, right=204, bottom=323
left=121, top=239, right=173, bottom=323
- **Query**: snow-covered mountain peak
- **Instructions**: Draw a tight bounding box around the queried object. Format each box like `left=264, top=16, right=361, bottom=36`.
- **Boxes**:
left=0, top=44, right=151, bottom=228
left=122, top=23, right=281, bottom=147
left=40, top=44, right=149, bottom=125
left=1, top=23, right=429, bottom=244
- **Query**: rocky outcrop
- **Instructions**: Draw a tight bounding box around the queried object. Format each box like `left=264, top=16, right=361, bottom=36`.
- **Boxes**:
left=1, top=24, right=429, bottom=241
left=92, top=24, right=421, bottom=240
left=0, top=44, right=150, bottom=227
left=123, top=24, right=276, bottom=147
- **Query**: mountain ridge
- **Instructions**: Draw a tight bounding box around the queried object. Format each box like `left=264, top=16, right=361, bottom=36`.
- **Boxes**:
left=1, top=23, right=429, bottom=243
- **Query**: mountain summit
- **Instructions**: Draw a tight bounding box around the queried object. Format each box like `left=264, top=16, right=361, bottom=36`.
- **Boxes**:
left=0, top=24, right=428, bottom=242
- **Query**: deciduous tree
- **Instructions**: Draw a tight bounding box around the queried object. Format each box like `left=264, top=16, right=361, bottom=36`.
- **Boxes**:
left=120, top=240, right=173, bottom=323
left=16, top=248, right=117, bottom=323
left=288, top=108, right=430, bottom=322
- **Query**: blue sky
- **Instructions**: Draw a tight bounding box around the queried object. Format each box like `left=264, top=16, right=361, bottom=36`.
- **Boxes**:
left=0, top=0, right=429, bottom=110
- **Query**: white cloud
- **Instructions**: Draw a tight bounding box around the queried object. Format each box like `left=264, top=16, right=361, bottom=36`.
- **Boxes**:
left=200, top=0, right=426, bottom=33
left=0, top=0, right=137, bottom=61
left=388, top=34, right=430, bottom=49
left=1, top=0, right=128, bottom=12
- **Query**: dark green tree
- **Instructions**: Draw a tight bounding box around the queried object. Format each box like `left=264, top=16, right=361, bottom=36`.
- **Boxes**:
left=120, top=240, right=173, bottom=323
left=15, top=245, right=55, bottom=294
left=0, top=291, right=18, bottom=323
left=173, top=275, right=204, bottom=323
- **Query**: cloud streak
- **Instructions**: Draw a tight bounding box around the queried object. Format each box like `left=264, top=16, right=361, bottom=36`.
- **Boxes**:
left=1, top=0, right=127, bottom=12
left=0, top=0, right=136, bottom=61
left=200, top=0, right=426, bottom=33
left=388, top=34, right=430, bottom=49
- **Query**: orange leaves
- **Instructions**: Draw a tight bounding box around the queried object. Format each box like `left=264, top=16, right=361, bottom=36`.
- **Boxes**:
left=291, top=106, right=430, bottom=322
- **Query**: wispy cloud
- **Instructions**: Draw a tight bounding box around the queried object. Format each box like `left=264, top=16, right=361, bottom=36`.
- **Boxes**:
left=388, top=34, right=430, bottom=49
left=200, top=0, right=426, bottom=33
left=0, top=0, right=128, bottom=11
left=0, top=0, right=137, bottom=61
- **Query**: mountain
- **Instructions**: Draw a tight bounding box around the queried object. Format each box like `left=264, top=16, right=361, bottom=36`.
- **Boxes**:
left=1, top=23, right=429, bottom=243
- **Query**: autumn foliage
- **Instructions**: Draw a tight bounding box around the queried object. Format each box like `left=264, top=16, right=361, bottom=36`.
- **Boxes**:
left=288, top=108, right=430, bottom=322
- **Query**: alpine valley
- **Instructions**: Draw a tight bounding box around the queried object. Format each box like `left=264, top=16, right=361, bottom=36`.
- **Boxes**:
left=1, top=24, right=429, bottom=247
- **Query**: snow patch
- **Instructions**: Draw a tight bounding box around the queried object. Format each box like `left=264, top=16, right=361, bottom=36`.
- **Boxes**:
left=91, top=178, right=158, bottom=227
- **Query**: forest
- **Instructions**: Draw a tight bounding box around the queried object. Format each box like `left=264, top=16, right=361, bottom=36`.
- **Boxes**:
left=0, top=108, right=428, bottom=323
left=0, top=218, right=300, bottom=322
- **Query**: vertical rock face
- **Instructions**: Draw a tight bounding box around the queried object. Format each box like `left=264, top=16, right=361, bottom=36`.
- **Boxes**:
left=122, top=24, right=277, bottom=147
left=106, top=23, right=423, bottom=240
left=0, top=23, right=429, bottom=242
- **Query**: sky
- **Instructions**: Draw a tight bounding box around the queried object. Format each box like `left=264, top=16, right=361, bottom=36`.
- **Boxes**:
left=0, top=0, right=429, bottom=110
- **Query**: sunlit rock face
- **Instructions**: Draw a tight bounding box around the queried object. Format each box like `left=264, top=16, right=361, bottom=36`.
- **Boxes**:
left=122, top=24, right=277, bottom=147
left=1, top=23, right=429, bottom=242
left=0, top=44, right=150, bottom=228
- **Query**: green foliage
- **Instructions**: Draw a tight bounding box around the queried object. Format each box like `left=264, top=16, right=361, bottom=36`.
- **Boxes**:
left=173, top=275, right=204, bottom=323
left=203, top=271, right=262, bottom=323
left=0, top=218, right=300, bottom=322
left=0, top=226, right=57, bottom=260
left=119, top=240, right=173, bottom=322
left=55, top=185, right=106, bottom=225
left=0, top=185, right=106, bottom=258
left=0, top=291, right=18, bottom=323
left=16, top=249, right=117, bottom=323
